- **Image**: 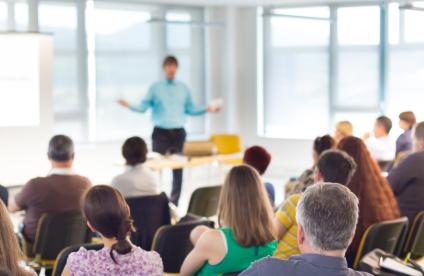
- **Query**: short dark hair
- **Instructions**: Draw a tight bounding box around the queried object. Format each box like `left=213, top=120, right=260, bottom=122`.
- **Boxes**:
left=243, top=146, right=272, bottom=175
left=376, top=116, right=392, bottom=134
left=122, top=136, right=148, bottom=166
left=163, top=55, right=178, bottom=67
left=313, top=135, right=335, bottom=156
left=317, top=149, right=357, bottom=185
left=48, top=135, right=74, bottom=162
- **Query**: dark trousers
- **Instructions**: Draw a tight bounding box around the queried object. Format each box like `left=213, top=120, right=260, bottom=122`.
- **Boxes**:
left=152, top=127, right=186, bottom=205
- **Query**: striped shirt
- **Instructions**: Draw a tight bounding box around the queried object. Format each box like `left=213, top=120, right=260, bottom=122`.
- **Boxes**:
left=274, top=194, right=301, bottom=259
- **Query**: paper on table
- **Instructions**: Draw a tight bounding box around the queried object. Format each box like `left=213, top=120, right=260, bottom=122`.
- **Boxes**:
left=209, top=98, right=224, bottom=109
left=380, top=257, right=423, bottom=276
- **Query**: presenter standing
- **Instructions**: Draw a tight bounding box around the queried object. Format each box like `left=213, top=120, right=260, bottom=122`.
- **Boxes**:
left=118, top=56, right=219, bottom=205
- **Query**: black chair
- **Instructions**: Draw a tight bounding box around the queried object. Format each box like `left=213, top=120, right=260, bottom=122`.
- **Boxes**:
left=126, top=192, right=171, bottom=250
left=151, top=220, right=214, bottom=273
left=403, top=211, right=424, bottom=259
left=29, top=210, right=91, bottom=269
left=0, top=184, right=8, bottom=206
left=353, top=217, right=409, bottom=268
left=52, top=243, right=104, bottom=276
left=187, top=185, right=222, bottom=217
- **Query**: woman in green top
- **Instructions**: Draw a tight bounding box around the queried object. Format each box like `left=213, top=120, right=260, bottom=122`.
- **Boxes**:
left=180, top=165, right=277, bottom=276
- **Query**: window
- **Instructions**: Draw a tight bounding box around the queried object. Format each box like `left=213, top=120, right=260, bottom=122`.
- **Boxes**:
left=386, top=2, right=424, bottom=126
left=90, top=4, right=205, bottom=142
left=15, top=2, right=29, bottom=31
left=0, top=2, right=7, bottom=31
left=39, top=2, right=84, bottom=140
left=262, top=7, right=330, bottom=139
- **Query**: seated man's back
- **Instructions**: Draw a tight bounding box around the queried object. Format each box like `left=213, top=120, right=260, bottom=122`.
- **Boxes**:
left=243, top=255, right=370, bottom=276
left=15, top=172, right=91, bottom=242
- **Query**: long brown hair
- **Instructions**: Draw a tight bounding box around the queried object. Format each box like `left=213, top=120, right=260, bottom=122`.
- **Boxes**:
left=218, top=165, right=276, bottom=247
left=0, top=202, right=27, bottom=276
left=337, top=137, right=400, bottom=254
left=83, top=185, right=135, bottom=264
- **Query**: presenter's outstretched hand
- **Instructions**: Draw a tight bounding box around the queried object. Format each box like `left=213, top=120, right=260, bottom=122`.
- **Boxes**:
left=207, top=105, right=221, bottom=113
left=118, top=99, right=129, bottom=108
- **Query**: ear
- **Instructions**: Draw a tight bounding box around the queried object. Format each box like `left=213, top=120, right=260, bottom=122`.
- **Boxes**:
left=87, top=221, right=96, bottom=233
left=297, top=224, right=305, bottom=246
left=314, top=169, right=323, bottom=182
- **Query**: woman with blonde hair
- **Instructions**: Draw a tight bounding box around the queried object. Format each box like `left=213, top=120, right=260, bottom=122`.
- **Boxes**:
left=334, top=121, right=353, bottom=144
left=180, top=165, right=277, bottom=276
left=0, top=202, right=35, bottom=276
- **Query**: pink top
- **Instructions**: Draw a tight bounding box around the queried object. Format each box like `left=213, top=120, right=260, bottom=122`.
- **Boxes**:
left=67, top=246, right=163, bottom=276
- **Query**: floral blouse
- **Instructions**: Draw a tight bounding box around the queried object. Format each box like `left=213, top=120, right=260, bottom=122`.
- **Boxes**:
left=67, top=246, right=163, bottom=276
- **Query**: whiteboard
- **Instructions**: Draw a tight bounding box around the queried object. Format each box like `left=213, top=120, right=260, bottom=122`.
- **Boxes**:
left=0, top=35, right=41, bottom=126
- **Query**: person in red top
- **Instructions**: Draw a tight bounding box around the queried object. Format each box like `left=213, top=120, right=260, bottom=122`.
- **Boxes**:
left=9, top=135, right=91, bottom=245
left=337, top=136, right=400, bottom=266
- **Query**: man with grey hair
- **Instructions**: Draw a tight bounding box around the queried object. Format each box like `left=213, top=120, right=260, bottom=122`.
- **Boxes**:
left=241, top=183, right=371, bottom=276
left=388, top=121, right=424, bottom=222
left=9, top=135, right=91, bottom=246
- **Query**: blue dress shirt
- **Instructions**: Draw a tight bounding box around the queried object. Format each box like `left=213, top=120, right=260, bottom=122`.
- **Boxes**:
left=129, top=79, right=206, bottom=129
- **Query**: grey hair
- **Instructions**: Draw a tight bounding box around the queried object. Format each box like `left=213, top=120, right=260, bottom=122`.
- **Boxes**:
left=296, top=183, right=359, bottom=251
left=48, top=135, right=74, bottom=162
left=414, top=122, right=424, bottom=141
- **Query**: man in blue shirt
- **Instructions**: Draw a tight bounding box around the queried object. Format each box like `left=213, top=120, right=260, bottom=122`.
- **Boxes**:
left=119, top=56, right=218, bottom=205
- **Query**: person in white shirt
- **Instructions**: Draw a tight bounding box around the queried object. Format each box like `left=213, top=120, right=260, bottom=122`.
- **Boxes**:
left=363, top=116, right=395, bottom=162
left=112, top=137, right=160, bottom=198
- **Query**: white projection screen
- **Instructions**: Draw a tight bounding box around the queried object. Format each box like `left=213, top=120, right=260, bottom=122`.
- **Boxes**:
left=0, top=33, right=53, bottom=186
left=0, top=34, right=43, bottom=126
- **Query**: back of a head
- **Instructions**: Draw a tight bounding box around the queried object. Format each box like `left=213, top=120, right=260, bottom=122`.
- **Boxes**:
left=296, top=183, right=359, bottom=251
left=243, top=146, right=272, bottom=175
left=83, top=185, right=135, bottom=263
left=218, top=165, right=275, bottom=246
left=399, top=111, right=416, bottom=129
left=317, top=149, right=357, bottom=185
left=122, top=136, right=148, bottom=166
left=414, top=121, right=424, bottom=143
left=48, top=135, right=74, bottom=162
left=313, top=135, right=335, bottom=156
left=376, top=116, right=392, bottom=134
left=336, top=121, right=353, bottom=137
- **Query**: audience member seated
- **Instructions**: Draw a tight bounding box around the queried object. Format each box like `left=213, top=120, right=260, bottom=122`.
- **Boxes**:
left=396, top=111, right=416, bottom=157
left=285, top=135, right=335, bottom=197
left=334, top=120, right=354, bottom=144
left=8, top=135, right=92, bottom=245
left=180, top=165, right=277, bottom=275
left=388, top=121, right=424, bottom=223
left=363, top=116, right=395, bottom=162
left=274, top=149, right=356, bottom=260
left=62, top=185, right=163, bottom=275
left=243, top=145, right=275, bottom=206
left=0, top=202, right=35, bottom=276
left=112, top=136, right=160, bottom=198
left=0, top=184, right=8, bottom=206
left=241, top=183, right=371, bottom=276
left=338, top=136, right=400, bottom=266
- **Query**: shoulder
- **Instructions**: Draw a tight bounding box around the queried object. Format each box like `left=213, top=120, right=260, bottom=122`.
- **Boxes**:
left=241, top=257, right=288, bottom=275
left=133, top=247, right=163, bottom=266
left=67, top=247, right=96, bottom=270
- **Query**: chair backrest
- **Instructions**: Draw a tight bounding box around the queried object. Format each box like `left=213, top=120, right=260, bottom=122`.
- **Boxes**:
left=404, top=211, right=424, bottom=258
left=0, top=184, right=8, bottom=206
left=33, top=210, right=90, bottom=261
left=187, top=185, right=222, bottom=218
left=52, top=243, right=104, bottom=276
left=151, top=220, right=214, bottom=273
left=210, top=134, right=241, bottom=155
left=126, top=192, right=171, bottom=250
left=354, top=217, right=409, bottom=268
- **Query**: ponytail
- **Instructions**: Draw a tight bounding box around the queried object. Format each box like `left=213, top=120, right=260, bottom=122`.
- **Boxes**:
left=110, top=218, right=134, bottom=264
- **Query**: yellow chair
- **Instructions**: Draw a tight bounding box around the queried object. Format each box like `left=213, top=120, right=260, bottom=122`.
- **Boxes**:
left=210, top=134, right=241, bottom=155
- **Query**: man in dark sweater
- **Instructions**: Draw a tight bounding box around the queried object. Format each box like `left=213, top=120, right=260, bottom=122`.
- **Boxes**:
left=388, top=121, right=424, bottom=223
left=9, top=135, right=91, bottom=243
